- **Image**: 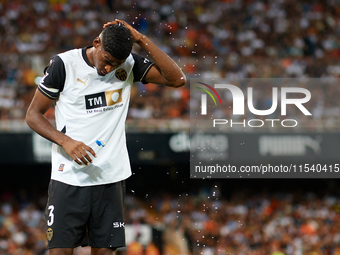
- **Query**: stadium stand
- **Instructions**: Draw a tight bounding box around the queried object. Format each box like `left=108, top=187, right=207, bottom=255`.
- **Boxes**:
left=0, top=0, right=340, bottom=130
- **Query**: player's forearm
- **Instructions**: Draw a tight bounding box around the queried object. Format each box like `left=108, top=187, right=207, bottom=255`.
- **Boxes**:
left=26, top=112, right=69, bottom=147
left=26, top=110, right=96, bottom=165
left=137, top=36, right=186, bottom=87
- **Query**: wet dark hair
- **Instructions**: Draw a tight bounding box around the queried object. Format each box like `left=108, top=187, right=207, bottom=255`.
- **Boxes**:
left=101, top=24, right=133, bottom=60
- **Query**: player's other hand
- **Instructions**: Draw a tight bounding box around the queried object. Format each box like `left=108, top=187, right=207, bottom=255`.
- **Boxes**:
left=61, top=137, right=96, bottom=165
left=103, top=19, right=145, bottom=43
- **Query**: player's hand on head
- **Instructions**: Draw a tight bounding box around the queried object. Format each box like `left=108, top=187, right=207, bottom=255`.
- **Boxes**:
left=103, top=19, right=145, bottom=43
left=61, top=138, right=96, bottom=165
left=103, top=20, right=119, bottom=28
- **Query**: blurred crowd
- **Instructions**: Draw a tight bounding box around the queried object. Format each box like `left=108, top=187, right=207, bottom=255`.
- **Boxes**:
left=1, top=186, right=340, bottom=255
left=0, top=0, right=340, bottom=129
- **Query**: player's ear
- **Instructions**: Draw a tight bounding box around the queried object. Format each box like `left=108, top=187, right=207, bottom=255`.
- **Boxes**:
left=93, top=37, right=101, bottom=48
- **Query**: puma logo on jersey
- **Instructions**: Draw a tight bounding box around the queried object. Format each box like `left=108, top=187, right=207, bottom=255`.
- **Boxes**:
left=77, top=78, right=88, bottom=87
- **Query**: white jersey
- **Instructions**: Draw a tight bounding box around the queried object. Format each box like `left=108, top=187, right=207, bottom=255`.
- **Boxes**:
left=38, top=47, right=154, bottom=186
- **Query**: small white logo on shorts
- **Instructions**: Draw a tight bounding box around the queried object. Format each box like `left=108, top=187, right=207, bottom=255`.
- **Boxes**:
left=113, top=222, right=125, bottom=228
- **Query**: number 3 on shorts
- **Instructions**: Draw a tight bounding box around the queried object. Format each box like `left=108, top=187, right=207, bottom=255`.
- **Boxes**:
left=47, top=205, right=55, bottom=226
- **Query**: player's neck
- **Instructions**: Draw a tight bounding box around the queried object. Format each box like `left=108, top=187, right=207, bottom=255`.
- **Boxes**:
left=86, top=47, right=95, bottom=67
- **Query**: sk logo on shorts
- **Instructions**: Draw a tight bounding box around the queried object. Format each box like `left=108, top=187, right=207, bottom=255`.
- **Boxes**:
left=47, top=228, right=53, bottom=241
left=115, top=68, right=127, bottom=81
left=113, top=222, right=125, bottom=228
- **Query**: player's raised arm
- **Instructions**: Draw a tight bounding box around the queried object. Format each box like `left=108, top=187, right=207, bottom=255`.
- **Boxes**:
left=103, top=19, right=186, bottom=88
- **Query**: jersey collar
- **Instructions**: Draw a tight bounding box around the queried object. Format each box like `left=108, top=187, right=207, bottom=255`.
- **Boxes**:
left=82, top=46, right=94, bottom=68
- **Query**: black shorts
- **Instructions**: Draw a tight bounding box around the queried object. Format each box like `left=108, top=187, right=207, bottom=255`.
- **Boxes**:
left=45, top=180, right=126, bottom=250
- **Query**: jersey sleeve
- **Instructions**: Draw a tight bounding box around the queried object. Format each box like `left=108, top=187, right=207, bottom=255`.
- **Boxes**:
left=132, top=53, right=155, bottom=84
left=38, top=56, right=66, bottom=100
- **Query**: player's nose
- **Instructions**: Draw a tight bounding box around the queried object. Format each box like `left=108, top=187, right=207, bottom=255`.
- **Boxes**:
left=105, top=65, right=114, bottom=73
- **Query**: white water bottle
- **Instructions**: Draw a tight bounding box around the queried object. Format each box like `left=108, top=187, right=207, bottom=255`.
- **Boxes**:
left=73, top=140, right=105, bottom=169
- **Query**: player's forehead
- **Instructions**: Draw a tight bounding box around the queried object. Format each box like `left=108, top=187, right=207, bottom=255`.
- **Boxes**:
left=101, top=50, right=125, bottom=65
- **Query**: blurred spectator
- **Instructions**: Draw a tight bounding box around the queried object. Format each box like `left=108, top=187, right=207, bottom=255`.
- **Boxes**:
left=127, top=234, right=144, bottom=255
